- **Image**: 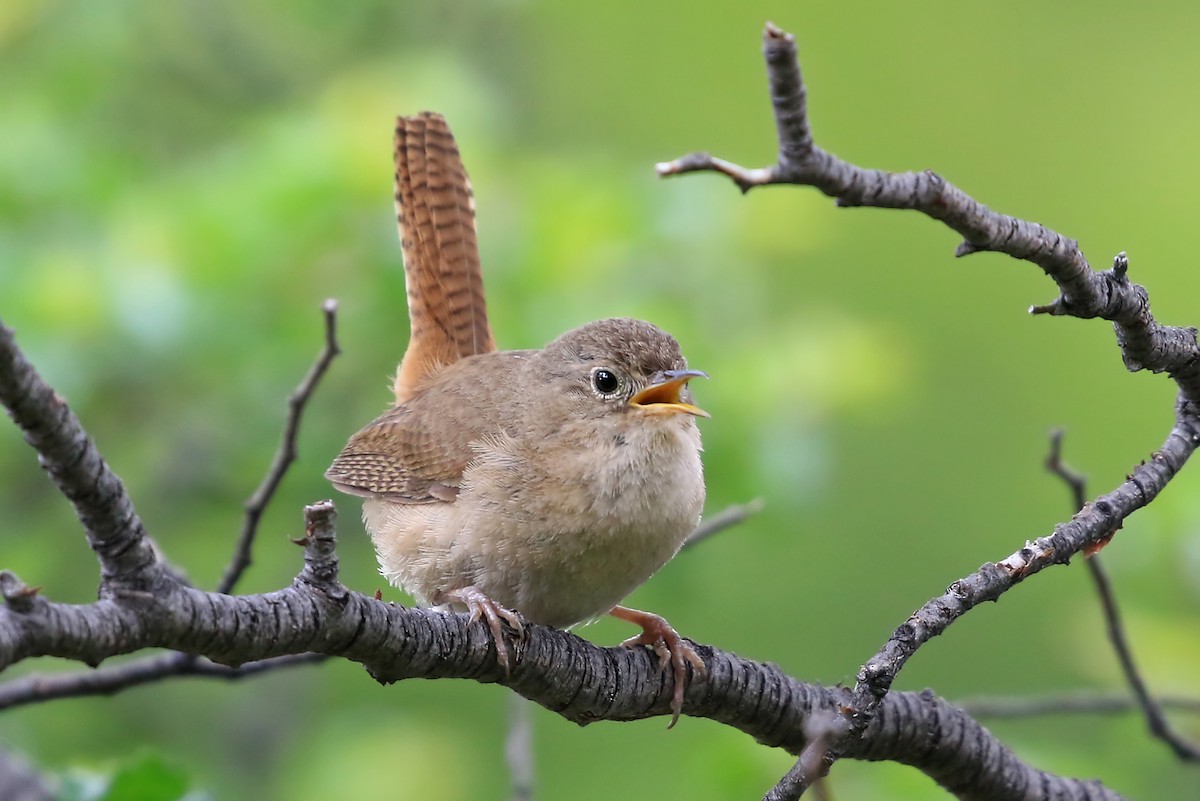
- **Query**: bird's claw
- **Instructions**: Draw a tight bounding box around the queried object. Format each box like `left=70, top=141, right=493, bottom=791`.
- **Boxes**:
left=612, top=606, right=707, bottom=728
left=440, top=586, right=524, bottom=674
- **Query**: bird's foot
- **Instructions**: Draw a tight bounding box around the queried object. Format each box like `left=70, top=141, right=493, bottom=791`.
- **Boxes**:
left=439, top=586, right=524, bottom=674
left=610, top=605, right=706, bottom=728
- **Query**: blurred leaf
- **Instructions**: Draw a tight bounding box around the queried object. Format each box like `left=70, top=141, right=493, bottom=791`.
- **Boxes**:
left=99, top=754, right=191, bottom=801
left=55, top=753, right=198, bottom=801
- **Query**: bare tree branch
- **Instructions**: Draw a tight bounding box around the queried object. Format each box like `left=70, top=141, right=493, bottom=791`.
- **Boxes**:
left=658, top=21, right=1200, bottom=800
left=0, top=319, right=163, bottom=592
left=1046, top=430, right=1200, bottom=762
left=1085, top=554, right=1200, bottom=762
left=1045, top=428, right=1088, bottom=511
left=659, top=28, right=1200, bottom=404
left=0, top=749, right=51, bottom=801
left=962, top=693, right=1200, bottom=719
left=0, top=652, right=324, bottom=710
left=763, top=712, right=842, bottom=801
left=0, top=303, right=341, bottom=709
left=217, top=298, right=341, bottom=594
left=682, top=497, right=765, bottom=551
left=0, top=501, right=1130, bottom=801
left=505, top=695, right=536, bottom=801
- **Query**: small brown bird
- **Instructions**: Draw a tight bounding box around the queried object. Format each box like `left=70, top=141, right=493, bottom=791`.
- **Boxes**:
left=326, top=113, right=707, bottom=723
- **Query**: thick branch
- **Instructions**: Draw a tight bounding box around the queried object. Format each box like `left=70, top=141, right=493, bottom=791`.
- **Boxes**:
left=0, top=319, right=163, bottom=592
left=0, top=503, right=1127, bottom=801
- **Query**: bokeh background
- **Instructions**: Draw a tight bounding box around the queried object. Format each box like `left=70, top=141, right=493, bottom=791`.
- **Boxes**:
left=2, top=1, right=1199, bottom=798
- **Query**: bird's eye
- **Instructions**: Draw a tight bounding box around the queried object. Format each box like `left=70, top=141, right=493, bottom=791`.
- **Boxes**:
left=591, top=368, right=621, bottom=396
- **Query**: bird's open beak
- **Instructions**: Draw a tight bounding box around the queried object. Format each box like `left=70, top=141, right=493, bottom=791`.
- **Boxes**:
left=629, top=369, right=710, bottom=418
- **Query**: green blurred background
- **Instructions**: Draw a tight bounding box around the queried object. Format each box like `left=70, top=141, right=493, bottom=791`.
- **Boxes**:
left=2, top=1, right=1199, bottom=798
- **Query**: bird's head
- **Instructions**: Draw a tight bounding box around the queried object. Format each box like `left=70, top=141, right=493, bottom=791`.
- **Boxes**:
left=540, top=318, right=709, bottom=422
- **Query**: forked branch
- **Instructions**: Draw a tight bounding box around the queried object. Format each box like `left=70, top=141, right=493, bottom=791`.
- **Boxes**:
left=0, top=302, right=341, bottom=709
left=1046, top=431, right=1200, bottom=762
left=660, top=21, right=1200, bottom=800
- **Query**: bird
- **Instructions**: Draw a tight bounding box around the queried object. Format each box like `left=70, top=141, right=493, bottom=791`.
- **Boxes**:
left=325, top=112, right=707, bottom=725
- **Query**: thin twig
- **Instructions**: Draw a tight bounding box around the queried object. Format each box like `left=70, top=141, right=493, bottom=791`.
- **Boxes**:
left=963, top=692, right=1200, bottom=719
left=0, top=653, right=325, bottom=711
left=1048, top=431, right=1200, bottom=759
left=1044, top=428, right=1087, bottom=510
left=763, top=713, right=842, bottom=801
left=217, top=299, right=340, bottom=594
left=1046, top=430, right=1200, bottom=761
left=1087, top=557, right=1200, bottom=761
left=505, top=695, right=536, bottom=801
left=682, top=498, right=765, bottom=551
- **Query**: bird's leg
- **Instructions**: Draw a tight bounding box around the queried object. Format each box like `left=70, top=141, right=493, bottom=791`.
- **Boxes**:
left=437, top=586, right=524, bottom=674
left=610, top=605, right=707, bottom=728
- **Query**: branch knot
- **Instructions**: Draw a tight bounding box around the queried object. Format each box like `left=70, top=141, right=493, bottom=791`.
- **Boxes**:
left=296, top=501, right=346, bottom=602
left=0, top=571, right=44, bottom=613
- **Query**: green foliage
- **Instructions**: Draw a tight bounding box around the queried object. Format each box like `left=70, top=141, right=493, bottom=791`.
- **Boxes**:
left=2, top=1, right=1199, bottom=798
left=57, top=752, right=198, bottom=801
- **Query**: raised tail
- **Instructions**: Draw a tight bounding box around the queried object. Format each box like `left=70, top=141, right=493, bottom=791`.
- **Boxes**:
left=392, top=112, right=496, bottom=402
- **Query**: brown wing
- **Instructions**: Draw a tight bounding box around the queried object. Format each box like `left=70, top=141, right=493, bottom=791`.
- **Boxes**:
left=392, top=112, right=496, bottom=403
left=324, top=404, right=464, bottom=503
left=326, top=351, right=531, bottom=504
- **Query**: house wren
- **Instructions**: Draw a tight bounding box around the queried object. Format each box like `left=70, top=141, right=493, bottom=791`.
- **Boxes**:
left=325, top=113, right=707, bottom=724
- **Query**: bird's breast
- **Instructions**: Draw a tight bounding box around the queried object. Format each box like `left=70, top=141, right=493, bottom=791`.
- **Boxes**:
left=456, top=415, right=705, bottom=627
left=365, top=413, right=705, bottom=630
